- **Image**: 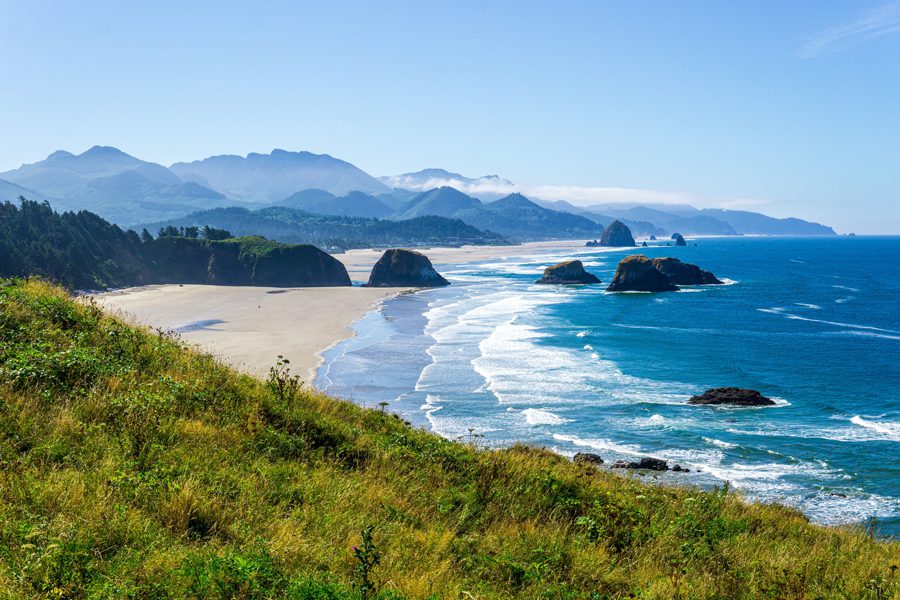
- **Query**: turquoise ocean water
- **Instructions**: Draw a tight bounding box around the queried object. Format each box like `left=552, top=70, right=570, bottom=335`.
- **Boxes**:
left=316, top=237, right=900, bottom=535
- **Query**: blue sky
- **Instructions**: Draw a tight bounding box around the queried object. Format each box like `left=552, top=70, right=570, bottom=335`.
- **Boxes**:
left=1, top=1, right=898, bottom=232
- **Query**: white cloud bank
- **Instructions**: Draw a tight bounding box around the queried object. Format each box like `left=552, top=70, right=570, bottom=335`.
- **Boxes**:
left=382, top=174, right=772, bottom=210
left=800, top=1, right=900, bottom=58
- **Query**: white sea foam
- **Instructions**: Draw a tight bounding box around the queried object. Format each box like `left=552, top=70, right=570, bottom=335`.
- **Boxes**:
left=583, top=344, right=593, bottom=350
left=758, top=307, right=898, bottom=335
left=576, top=330, right=589, bottom=337
left=639, top=414, right=667, bottom=427
left=827, top=330, right=900, bottom=342
left=703, top=436, right=738, bottom=449
left=795, top=303, right=821, bottom=309
left=832, top=284, right=861, bottom=292
left=835, top=296, right=854, bottom=304
left=522, top=408, right=571, bottom=426
left=849, top=416, right=900, bottom=441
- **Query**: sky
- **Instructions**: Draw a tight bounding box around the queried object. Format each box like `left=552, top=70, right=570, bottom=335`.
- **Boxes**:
left=0, top=1, right=898, bottom=233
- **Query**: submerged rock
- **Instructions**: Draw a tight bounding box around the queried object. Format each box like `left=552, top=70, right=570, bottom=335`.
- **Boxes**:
left=651, top=257, right=722, bottom=285
left=672, top=233, right=687, bottom=246
left=365, top=249, right=450, bottom=287
left=600, top=220, right=636, bottom=247
left=688, top=387, right=776, bottom=407
left=535, top=260, right=601, bottom=285
left=606, top=255, right=678, bottom=292
left=574, top=452, right=604, bottom=465
left=611, top=457, right=668, bottom=471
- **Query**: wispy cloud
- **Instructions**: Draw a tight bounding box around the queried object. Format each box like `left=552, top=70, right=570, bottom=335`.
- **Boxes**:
left=800, top=1, right=900, bottom=58
left=384, top=174, right=771, bottom=210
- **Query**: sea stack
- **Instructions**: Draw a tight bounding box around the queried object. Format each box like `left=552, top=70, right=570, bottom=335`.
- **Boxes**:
left=365, top=249, right=450, bottom=287
left=651, top=257, right=722, bottom=285
left=688, top=387, right=776, bottom=407
left=606, top=255, right=678, bottom=292
left=600, top=220, right=636, bottom=247
left=672, top=233, right=687, bottom=246
left=535, top=260, right=601, bottom=285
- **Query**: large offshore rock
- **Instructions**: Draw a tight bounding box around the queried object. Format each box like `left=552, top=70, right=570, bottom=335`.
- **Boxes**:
left=600, top=220, right=636, bottom=247
left=606, top=255, right=678, bottom=292
left=535, top=260, right=601, bottom=284
left=365, top=249, right=450, bottom=287
left=651, top=257, right=722, bottom=285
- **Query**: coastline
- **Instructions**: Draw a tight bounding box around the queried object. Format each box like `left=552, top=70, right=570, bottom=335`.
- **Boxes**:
left=94, top=284, right=405, bottom=381
left=93, top=239, right=593, bottom=382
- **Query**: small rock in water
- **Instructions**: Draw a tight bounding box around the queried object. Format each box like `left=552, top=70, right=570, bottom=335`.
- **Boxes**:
left=611, top=457, right=668, bottom=471
left=688, top=387, right=776, bottom=407
left=672, top=464, right=690, bottom=472
left=573, top=452, right=604, bottom=465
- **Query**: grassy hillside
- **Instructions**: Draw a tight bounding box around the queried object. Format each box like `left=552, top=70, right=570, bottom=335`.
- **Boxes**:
left=0, top=279, right=896, bottom=599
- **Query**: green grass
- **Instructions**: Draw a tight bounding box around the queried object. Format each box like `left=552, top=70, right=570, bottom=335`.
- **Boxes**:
left=0, top=278, right=897, bottom=599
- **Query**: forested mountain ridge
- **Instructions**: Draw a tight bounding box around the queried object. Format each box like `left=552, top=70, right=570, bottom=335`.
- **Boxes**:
left=146, top=206, right=507, bottom=250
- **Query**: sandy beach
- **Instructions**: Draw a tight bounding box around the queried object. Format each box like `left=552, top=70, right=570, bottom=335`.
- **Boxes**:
left=94, top=239, right=589, bottom=381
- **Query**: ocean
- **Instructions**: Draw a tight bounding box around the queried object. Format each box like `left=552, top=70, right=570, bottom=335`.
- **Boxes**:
left=316, top=236, right=900, bottom=535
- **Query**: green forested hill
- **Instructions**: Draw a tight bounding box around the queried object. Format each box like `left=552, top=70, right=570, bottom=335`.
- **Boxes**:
left=146, top=206, right=507, bottom=250
left=0, top=200, right=349, bottom=289
left=0, top=279, right=896, bottom=598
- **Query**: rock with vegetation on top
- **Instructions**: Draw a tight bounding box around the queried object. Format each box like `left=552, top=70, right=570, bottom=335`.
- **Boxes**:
left=611, top=457, right=668, bottom=471
left=600, top=220, right=636, bottom=247
left=535, top=260, right=601, bottom=285
left=672, top=233, right=687, bottom=246
left=651, top=257, right=722, bottom=285
left=365, top=249, right=450, bottom=287
left=574, top=452, right=604, bottom=465
left=688, top=387, right=776, bottom=407
left=606, top=255, right=679, bottom=292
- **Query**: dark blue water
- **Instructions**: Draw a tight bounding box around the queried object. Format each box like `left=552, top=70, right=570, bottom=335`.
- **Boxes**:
left=317, top=237, right=900, bottom=534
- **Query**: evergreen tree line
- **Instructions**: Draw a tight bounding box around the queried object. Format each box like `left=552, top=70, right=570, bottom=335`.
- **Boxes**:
left=0, top=198, right=235, bottom=290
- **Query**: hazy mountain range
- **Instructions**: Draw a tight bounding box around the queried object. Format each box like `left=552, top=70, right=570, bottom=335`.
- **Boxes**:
left=0, top=146, right=836, bottom=240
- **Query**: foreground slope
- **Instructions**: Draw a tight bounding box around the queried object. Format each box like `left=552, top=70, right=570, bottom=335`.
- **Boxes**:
left=0, top=279, right=896, bottom=599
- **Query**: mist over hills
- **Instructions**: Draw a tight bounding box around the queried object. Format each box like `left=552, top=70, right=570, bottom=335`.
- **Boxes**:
left=1, top=145, right=836, bottom=240
left=0, top=146, right=230, bottom=225
left=171, top=149, right=390, bottom=202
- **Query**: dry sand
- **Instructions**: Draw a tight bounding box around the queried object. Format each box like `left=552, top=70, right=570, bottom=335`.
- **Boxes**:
left=94, top=239, right=590, bottom=382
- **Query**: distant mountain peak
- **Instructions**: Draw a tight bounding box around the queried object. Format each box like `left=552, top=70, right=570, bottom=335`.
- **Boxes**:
left=81, top=145, right=128, bottom=157
left=46, top=150, right=74, bottom=161
left=170, top=149, right=388, bottom=201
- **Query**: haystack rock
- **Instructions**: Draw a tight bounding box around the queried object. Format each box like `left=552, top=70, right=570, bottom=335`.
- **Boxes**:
left=365, top=249, right=450, bottom=287
left=606, top=255, right=678, bottom=292
left=651, top=257, right=722, bottom=285
left=688, top=387, right=776, bottom=407
left=672, top=233, right=687, bottom=246
left=600, top=220, right=636, bottom=247
left=535, top=260, right=601, bottom=285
